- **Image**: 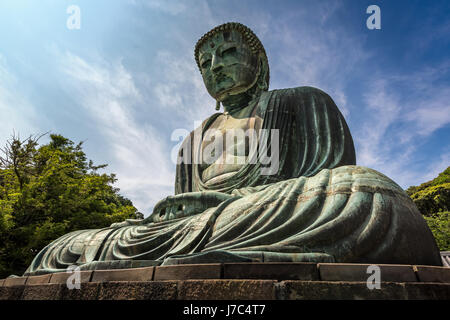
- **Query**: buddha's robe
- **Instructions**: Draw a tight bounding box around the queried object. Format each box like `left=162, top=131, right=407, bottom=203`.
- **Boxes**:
left=24, top=87, right=442, bottom=275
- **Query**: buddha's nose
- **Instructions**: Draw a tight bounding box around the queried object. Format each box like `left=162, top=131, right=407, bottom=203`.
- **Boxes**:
left=211, top=54, right=224, bottom=73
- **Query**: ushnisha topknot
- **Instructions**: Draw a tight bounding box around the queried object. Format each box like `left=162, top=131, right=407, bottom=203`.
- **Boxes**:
left=194, top=22, right=268, bottom=73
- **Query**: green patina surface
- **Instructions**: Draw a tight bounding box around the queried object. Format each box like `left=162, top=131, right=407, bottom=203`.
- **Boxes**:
left=23, top=22, right=442, bottom=276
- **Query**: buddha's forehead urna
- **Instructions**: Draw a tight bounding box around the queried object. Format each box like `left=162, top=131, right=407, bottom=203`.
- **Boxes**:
left=194, top=22, right=267, bottom=71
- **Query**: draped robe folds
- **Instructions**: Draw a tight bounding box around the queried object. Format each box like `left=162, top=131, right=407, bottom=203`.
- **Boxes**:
left=24, top=87, right=442, bottom=275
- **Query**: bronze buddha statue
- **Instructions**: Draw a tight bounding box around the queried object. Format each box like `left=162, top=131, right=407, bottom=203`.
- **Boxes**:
left=24, top=22, right=441, bottom=276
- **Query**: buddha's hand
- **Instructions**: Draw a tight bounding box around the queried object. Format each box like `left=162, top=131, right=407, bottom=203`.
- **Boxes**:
left=150, top=191, right=236, bottom=223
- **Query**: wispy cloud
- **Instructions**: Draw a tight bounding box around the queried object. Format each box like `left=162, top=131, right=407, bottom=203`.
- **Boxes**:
left=357, top=79, right=403, bottom=168
left=152, top=50, right=214, bottom=125
left=59, top=51, right=175, bottom=215
left=265, top=5, right=370, bottom=117
left=0, top=54, right=42, bottom=143
left=355, top=64, right=450, bottom=188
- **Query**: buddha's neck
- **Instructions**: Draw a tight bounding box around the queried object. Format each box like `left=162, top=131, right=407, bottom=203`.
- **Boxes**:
left=222, top=90, right=260, bottom=116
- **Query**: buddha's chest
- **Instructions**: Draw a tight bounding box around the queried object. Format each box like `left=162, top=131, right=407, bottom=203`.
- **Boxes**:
left=199, top=114, right=262, bottom=183
left=200, top=115, right=261, bottom=158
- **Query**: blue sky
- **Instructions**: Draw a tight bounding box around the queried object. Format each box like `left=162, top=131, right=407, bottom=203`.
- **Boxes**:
left=0, top=0, right=449, bottom=216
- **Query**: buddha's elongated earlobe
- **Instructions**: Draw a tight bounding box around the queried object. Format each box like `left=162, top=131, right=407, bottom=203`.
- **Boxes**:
left=215, top=100, right=220, bottom=111
left=257, top=56, right=269, bottom=91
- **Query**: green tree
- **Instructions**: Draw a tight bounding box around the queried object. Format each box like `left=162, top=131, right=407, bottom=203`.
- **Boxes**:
left=406, top=167, right=450, bottom=251
left=0, top=133, right=142, bottom=277
left=423, top=211, right=450, bottom=251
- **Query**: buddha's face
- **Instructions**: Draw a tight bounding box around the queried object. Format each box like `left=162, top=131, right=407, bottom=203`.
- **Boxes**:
left=198, top=30, right=259, bottom=101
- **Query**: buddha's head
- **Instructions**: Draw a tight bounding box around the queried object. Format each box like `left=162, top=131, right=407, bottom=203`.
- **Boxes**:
left=195, top=22, right=270, bottom=105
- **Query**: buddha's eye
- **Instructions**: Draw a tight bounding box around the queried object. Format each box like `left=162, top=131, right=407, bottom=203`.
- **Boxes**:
left=222, top=46, right=237, bottom=56
left=201, top=59, right=211, bottom=69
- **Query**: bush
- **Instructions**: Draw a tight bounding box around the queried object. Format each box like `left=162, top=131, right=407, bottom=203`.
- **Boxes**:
left=407, top=167, right=450, bottom=251
left=423, top=211, right=450, bottom=251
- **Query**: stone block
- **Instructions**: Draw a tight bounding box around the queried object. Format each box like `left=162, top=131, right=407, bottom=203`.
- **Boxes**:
left=280, top=280, right=408, bottom=300
left=49, top=270, right=92, bottom=284
left=4, top=277, right=28, bottom=287
left=413, top=265, right=450, bottom=283
left=318, top=263, right=417, bottom=282
left=25, top=274, right=52, bottom=285
left=91, top=266, right=154, bottom=282
left=403, top=282, right=450, bottom=299
left=98, top=281, right=178, bottom=300
left=0, top=285, right=25, bottom=300
left=130, top=260, right=161, bottom=268
left=154, top=264, right=222, bottom=280
left=0, top=279, right=4, bottom=287
left=21, top=283, right=64, bottom=300
left=60, top=282, right=101, bottom=300
left=178, top=279, right=276, bottom=300
left=223, top=262, right=319, bottom=280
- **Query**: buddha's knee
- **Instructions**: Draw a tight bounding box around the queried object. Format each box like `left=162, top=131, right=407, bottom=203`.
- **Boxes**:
left=331, top=165, right=404, bottom=194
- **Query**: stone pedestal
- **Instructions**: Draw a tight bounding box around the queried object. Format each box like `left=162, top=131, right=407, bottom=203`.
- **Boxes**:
left=1, top=262, right=449, bottom=300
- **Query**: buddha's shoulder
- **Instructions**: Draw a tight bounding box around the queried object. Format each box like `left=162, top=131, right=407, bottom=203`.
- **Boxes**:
left=260, top=87, right=336, bottom=114
left=267, top=86, right=332, bottom=99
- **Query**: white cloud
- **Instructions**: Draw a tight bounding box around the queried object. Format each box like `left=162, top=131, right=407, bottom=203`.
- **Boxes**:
left=357, top=79, right=402, bottom=167
left=407, top=101, right=450, bottom=136
left=0, top=54, right=42, bottom=145
left=59, top=51, right=175, bottom=216
left=152, top=50, right=215, bottom=125
left=355, top=65, right=450, bottom=188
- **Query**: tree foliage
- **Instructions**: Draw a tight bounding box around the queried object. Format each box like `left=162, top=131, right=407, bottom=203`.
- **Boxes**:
left=406, top=166, right=450, bottom=251
left=0, top=133, right=142, bottom=277
left=423, top=211, right=450, bottom=252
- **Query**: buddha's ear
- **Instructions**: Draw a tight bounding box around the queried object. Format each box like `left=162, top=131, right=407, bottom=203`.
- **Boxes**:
left=257, top=53, right=270, bottom=91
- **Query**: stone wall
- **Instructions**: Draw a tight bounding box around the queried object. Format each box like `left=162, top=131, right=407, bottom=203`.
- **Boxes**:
left=1, top=262, right=449, bottom=300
